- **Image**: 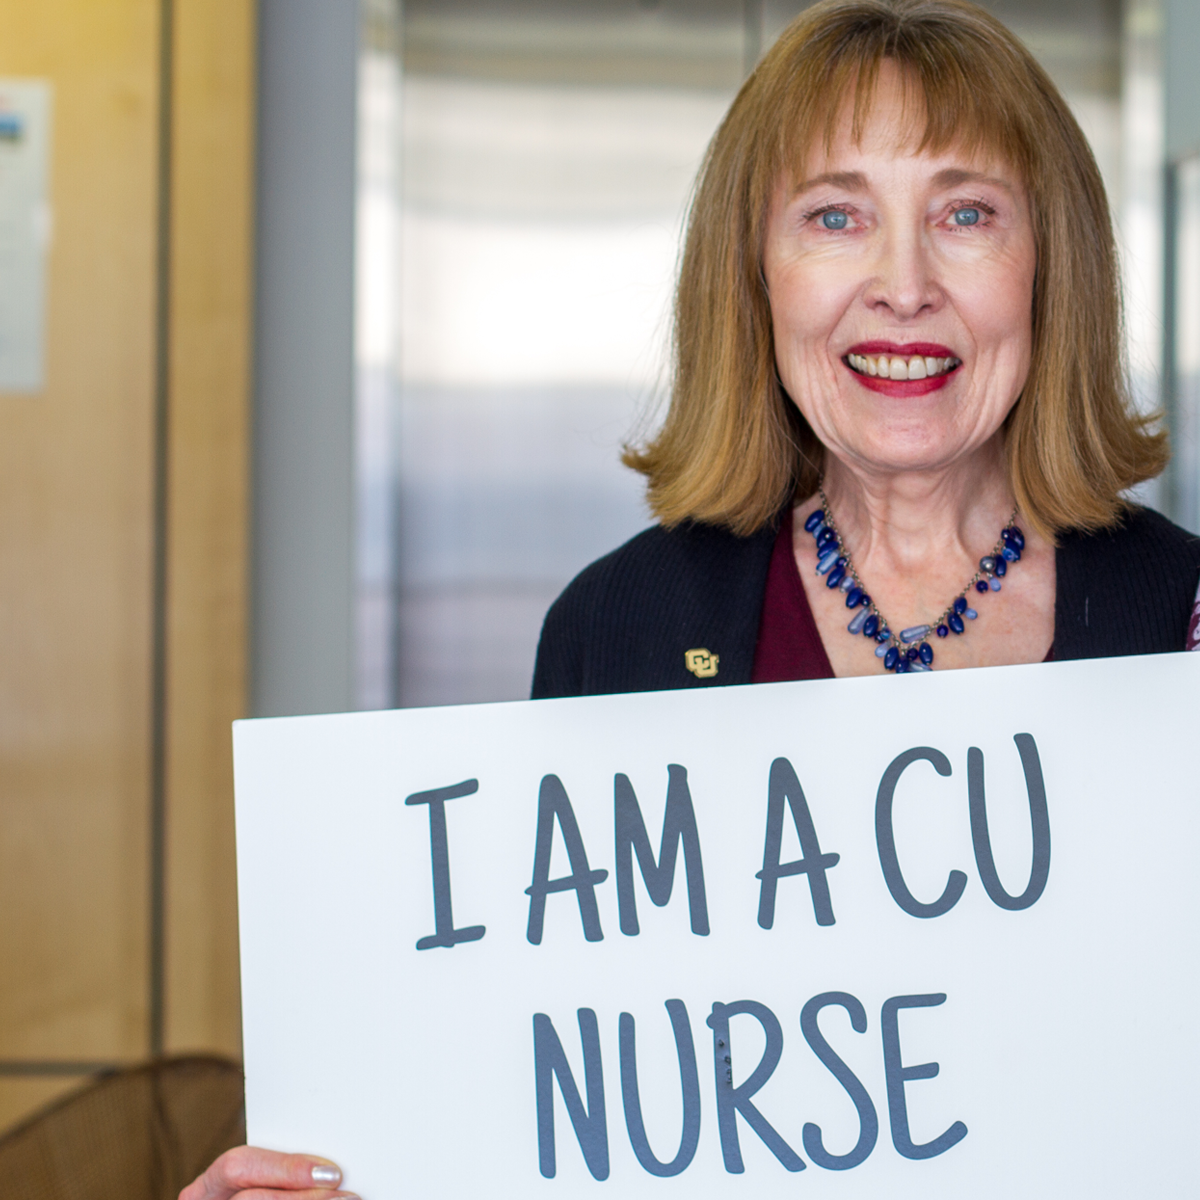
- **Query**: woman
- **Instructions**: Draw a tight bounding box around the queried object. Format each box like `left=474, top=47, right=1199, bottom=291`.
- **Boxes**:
left=183, top=0, right=1200, bottom=1196
left=533, top=0, right=1199, bottom=700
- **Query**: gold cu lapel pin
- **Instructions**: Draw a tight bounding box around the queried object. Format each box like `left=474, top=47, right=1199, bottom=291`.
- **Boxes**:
left=684, top=648, right=719, bottom=678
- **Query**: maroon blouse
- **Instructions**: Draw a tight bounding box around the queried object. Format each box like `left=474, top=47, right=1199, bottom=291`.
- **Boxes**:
left=752, top=507, right=837, bottom=682
left=752, top=506, right=1054, bottom=680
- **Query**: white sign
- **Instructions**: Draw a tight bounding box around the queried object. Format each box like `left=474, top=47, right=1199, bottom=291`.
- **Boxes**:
left=234, top=653, right=1200, bottom=1199
left=0, top=80, right=50, bottom=392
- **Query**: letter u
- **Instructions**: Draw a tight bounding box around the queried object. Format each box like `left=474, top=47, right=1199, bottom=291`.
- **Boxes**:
left=619, top=1000, right=701, bottom=1176
left=967, top=733, right=1050, bottom=910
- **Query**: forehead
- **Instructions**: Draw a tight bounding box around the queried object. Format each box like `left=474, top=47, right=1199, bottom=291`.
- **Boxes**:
left=787, top=59, right=1021, bottom=187
left=794, top=133, right=1019, bottom=198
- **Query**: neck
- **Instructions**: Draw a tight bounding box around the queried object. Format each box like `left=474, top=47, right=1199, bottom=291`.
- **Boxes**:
left=818, top=436, right=1014, bottom=576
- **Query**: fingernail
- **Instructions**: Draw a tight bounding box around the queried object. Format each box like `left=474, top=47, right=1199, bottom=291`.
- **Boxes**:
left=311, top=1165, right=342, bottom=1185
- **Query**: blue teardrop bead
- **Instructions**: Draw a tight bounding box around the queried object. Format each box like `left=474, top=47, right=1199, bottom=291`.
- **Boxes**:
left=839, top=574, right=855, bottom=592
left=846, top=587, right=863, bottom=608
left=817, top=528, right=838, bottom=550
left=803, top=510, right=825, bottom=533
left=863, top=614, right=880, bottom=637
left=949, top=612, right=965, bottom=634
left=936, top=624, right=949, bottom=637
left=993, top=557, right=1007, bottom=577
left=975, top=579, right=989, bottom=593
left=909, top=660, right=931, bottom=672
left=989, top=577, right=1001, bottom=591
left=875, top=627, right=891, bottom=643
left=900, top=624, right=931, bottom=643
left=918, top=641, right=934, bottom=664
left=1006, top=525, right=1025, bottom=549
left=965, top=607, right=978, bottom=619
left=816, top=549, right=839, bottom=574
left=884, top=646, right=900, bottom=670
left=953, top=596, right=967, bottom=614
left=848, top=607, right=869, bottom=634
left=826, top=565, right=845, bottom=588
left=875, top=642, right=889, bottom=658
left=896, top=658, right=911, bottom=673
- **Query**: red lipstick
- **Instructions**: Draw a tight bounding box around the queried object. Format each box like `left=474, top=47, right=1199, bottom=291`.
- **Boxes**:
left=843, top=342, right=961, bottom=397
left=847, top=341, right=955, bottom=357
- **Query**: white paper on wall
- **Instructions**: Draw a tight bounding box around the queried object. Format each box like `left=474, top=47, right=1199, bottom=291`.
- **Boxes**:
left=0, top=80, right=51, bottom=393
left=234, top=653, right=1200, bottom=1198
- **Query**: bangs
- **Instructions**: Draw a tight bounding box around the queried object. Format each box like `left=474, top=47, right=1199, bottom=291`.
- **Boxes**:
left=774, top=10, right=1041, bottom=182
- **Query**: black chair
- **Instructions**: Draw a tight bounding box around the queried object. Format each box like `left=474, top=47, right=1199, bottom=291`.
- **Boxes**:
left=0, top=1056, right=245, bottom=1200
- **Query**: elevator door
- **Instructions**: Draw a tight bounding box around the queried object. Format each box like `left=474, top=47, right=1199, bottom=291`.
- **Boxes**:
left=396, top=0, right=1125, bottom=707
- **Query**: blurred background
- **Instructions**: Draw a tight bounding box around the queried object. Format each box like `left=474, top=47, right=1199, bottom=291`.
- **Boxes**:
left=0, top=0, right=1197, bottom=1153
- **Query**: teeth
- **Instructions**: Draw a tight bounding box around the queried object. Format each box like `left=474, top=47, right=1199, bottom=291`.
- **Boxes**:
left=847, top=353, right=959, bottom=380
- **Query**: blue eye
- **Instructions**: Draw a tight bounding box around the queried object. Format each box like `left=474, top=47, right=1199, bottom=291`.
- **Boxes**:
left=953, top=207, right=981, bottom=226
left=819, top=210, right=849, bottom=230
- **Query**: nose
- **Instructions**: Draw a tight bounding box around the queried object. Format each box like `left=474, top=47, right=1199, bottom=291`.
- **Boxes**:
left=862, top=227, right=943, bottom=321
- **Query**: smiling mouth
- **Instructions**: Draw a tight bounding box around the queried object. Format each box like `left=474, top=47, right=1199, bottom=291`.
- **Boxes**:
left=846, top=352, right=962, bottom=381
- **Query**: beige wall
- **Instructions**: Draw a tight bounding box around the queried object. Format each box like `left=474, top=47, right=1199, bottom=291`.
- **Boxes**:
left=0, top=0, right=252, bottom=1131
left=163, top=0, right=252, bottom=1062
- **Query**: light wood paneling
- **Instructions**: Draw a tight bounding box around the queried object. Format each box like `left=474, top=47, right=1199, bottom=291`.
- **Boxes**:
left=0, top=0, right=254, bottom=1129
left=0, top=0, right=158, bottom=1069
left=163, top=0, right=253, bottom=1059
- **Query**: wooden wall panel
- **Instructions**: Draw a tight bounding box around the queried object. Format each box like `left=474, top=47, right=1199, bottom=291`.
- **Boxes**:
left=0, top=0, right=158, bottom=1068
left=0, top=0, right=254, bottom=1129
left=163, top=0, right=253, bottom=1059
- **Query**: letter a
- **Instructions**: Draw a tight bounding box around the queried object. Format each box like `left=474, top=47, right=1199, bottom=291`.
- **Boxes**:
left=526, top=774, right=609, bottom=944
left=756, top=757, right=840, bottom=928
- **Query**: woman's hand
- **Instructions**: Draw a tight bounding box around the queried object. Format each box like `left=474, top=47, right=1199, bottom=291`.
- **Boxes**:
left=179, top=1146, right=359, bottom=1200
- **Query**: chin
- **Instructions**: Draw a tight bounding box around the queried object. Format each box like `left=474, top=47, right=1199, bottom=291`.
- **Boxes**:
left=843, top=432, right=969, bottom=475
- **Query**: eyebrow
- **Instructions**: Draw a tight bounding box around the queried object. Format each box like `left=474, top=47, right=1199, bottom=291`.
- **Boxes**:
left=931, top=167, right=1017, bottom=194
left=793, top=166, right=1018, bottom=196
left=793, top=170, right=867, bottom=194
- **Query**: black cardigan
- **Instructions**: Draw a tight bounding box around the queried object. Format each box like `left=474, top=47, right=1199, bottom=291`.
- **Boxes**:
left=532, top=506, right=1200, bottom=699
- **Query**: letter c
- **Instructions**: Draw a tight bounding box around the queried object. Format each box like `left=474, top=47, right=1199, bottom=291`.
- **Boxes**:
left=875, top=747, right=967, bottom=918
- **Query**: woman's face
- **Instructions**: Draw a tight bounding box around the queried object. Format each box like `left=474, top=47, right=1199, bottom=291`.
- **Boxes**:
left=762, top=66, right=1037, bottom=481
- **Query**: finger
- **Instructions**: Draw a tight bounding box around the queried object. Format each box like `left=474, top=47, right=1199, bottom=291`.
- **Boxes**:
left=178, top=1146, right=346, bottom=1200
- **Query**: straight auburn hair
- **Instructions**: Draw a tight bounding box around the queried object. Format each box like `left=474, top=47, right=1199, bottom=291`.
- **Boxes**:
left=623, top=0, right=1166, bottom=539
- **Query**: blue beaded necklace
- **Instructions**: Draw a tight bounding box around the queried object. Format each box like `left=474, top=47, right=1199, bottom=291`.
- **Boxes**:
left=805, top=487, right=1025, bottom=673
